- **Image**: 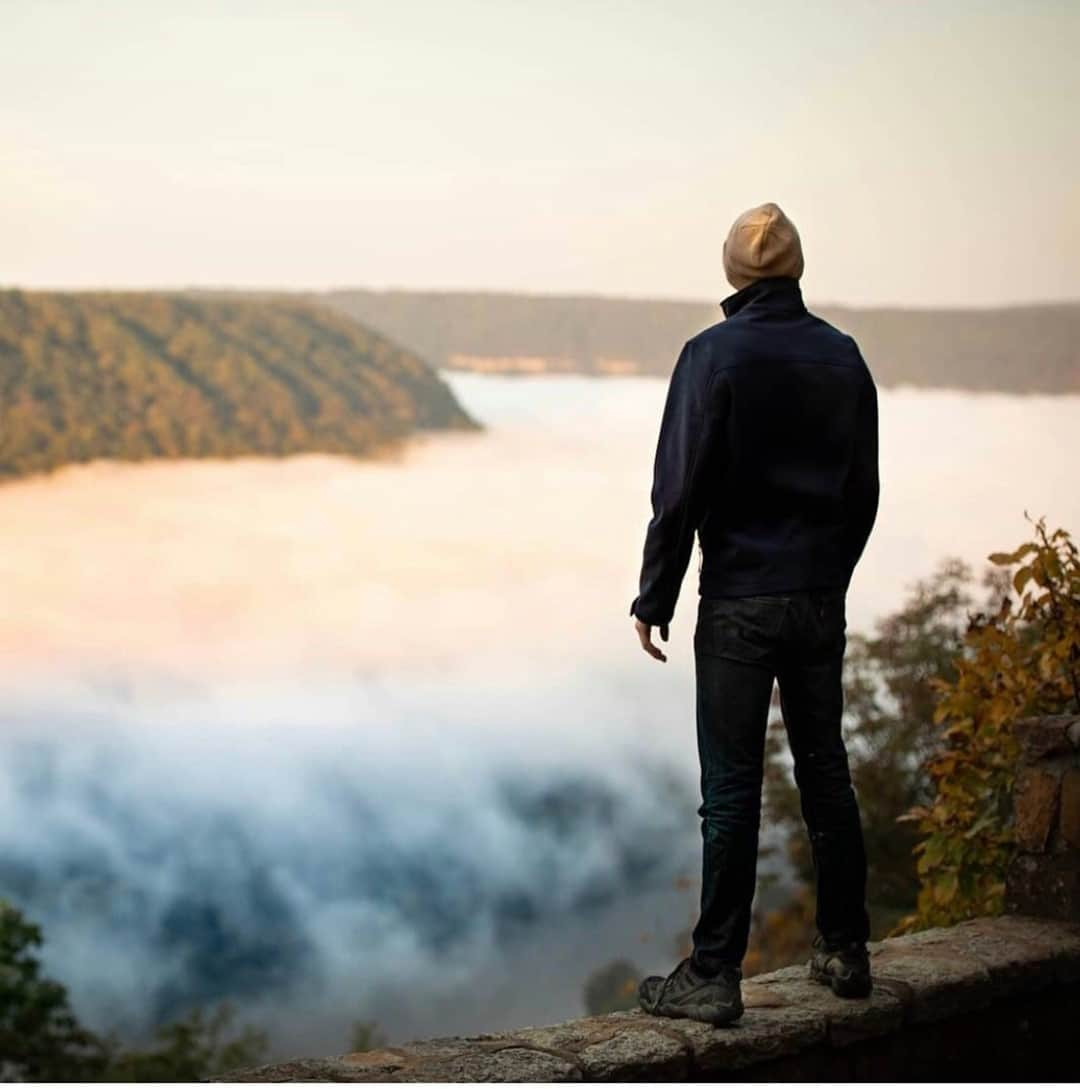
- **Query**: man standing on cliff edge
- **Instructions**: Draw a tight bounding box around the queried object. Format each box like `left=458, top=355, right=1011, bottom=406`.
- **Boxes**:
left=630, top=202, right=880, bottom=1025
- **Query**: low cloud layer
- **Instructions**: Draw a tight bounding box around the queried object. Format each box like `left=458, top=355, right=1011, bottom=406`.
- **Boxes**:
left=0, top=674, right=700, bottom=1053
left=1, top=374, right=1077, bottom=1055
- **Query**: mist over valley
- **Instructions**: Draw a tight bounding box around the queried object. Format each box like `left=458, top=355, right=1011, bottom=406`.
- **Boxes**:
left=1, top=372, right=1077, bottom=1056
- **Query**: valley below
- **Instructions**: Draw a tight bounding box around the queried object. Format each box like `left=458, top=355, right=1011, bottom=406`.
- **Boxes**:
left=1, top=371, right=1077, bottom=1058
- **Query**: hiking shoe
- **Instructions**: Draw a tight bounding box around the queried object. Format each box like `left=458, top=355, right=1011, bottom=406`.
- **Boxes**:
left=808, top=934, right=872, bottom=998
left=638, top=956, right=744, bottom=1026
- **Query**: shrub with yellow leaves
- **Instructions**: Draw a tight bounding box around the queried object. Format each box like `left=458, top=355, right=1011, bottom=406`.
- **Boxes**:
left=893, top=513, right=1079, bottom=934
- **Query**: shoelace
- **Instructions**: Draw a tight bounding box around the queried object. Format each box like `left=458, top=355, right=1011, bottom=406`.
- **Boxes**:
left=660, top=957, right=740, bottom=1001
left=657, top=956, right=694, bottom=1002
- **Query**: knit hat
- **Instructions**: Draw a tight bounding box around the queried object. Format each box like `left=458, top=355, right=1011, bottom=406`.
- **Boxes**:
left=722, top=202, right=804, bottom=290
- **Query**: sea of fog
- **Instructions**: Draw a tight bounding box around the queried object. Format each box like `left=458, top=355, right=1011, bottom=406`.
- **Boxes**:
left=0, top=372, right=1077, bottom=1058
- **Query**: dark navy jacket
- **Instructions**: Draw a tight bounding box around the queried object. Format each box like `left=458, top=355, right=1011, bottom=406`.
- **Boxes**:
left=629, top=275, right=879, bottom=626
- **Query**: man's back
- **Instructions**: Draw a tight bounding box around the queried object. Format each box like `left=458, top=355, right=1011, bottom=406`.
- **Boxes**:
left=693, top=275, right=879, bottom=597
left=629, top=274, right=879, bottom=625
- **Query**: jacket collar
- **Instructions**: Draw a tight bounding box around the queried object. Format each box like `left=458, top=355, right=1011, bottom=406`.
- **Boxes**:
left=720, top=275, right=806, bottom=319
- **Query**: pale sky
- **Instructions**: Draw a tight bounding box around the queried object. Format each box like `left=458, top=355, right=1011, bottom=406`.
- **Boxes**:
left=3, top=0, right=1077, bottom=306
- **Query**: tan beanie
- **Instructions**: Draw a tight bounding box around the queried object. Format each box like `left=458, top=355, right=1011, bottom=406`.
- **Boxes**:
left=723, top=202, right=804, bottom=290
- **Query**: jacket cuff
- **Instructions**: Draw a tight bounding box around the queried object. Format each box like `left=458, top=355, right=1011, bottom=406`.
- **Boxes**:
left=629, top=596, right=671, bottom=626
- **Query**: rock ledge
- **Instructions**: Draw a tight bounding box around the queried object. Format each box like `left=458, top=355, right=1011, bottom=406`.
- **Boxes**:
left=214, top=914, right=1080, bottom=1082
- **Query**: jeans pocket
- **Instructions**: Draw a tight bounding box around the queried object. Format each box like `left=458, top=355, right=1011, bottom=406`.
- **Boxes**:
left=695, top=596, right=787, bottom=664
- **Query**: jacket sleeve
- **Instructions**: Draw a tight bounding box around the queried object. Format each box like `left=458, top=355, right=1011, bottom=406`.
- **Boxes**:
left=629, top=340, right=726, bottom=626
left=843, top=367, right=880, bottom=569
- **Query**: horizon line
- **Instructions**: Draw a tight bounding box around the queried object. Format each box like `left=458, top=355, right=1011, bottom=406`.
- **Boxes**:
left=2, top=281, right=1079, bottom=314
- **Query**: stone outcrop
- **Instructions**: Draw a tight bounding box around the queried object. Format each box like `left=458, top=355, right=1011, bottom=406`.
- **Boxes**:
left=215, top=714, right=1080, bottom=1082
left=1006, top=714, right=1080, bottom=921
left=215, top=915, right=1080, bottom=1082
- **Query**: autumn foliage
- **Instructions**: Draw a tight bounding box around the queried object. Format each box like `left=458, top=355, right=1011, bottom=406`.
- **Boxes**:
left=894, top=514, right=1080, bottom=933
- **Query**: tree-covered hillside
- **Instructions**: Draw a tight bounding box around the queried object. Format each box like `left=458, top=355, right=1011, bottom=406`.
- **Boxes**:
left=0, top=291, right=478, bottom=481
left=323, top=289, right=1080, bottom=394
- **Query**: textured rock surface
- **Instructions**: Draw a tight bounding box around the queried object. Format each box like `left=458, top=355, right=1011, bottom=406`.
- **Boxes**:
left=1006, top=713, right=1080, bottom=923
left=1013, top=766, right=1062, bottom=851
left=1060, top=768, right=1080, bottom=849
left=1006, top=853, right=1080, bottom=921
left=214, top=914, right=1080, bottom=1082
left=1013, top=714, right=1080, bottom=761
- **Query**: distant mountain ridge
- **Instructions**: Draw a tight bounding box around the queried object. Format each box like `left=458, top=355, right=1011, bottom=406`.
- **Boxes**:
left=323, top=289, right=1080, bottom=394
left=0, top=291, right=478, bottom=481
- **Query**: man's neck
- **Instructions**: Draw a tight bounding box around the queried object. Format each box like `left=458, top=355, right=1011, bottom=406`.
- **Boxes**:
left=721, top=276, right=806, bottom=319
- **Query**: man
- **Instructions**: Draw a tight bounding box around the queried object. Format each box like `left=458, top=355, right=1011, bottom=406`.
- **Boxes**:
left=630, top=202, right=879, bottom=1026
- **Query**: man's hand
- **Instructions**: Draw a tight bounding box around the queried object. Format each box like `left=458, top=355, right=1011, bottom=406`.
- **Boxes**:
left=634, top=618, right=669, bottom=662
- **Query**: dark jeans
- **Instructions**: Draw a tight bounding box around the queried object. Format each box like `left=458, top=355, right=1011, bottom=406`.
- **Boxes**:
left=689, top=587, right=870, bottom=975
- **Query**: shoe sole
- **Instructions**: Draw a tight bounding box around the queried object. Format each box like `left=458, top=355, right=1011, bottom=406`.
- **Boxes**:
left=646, top=998, right=744, bottom=1027
left=808, top=962, right=872, bottom=998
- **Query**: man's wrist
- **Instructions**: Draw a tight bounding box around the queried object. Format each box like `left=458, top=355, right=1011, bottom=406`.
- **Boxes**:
left=629, top=597, right=670, bottom=626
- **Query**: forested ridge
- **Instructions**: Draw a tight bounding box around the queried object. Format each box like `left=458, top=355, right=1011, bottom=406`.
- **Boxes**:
left=0, top=291, right=478, bottom=481
left=324, top=288, right=1080, bottom=393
